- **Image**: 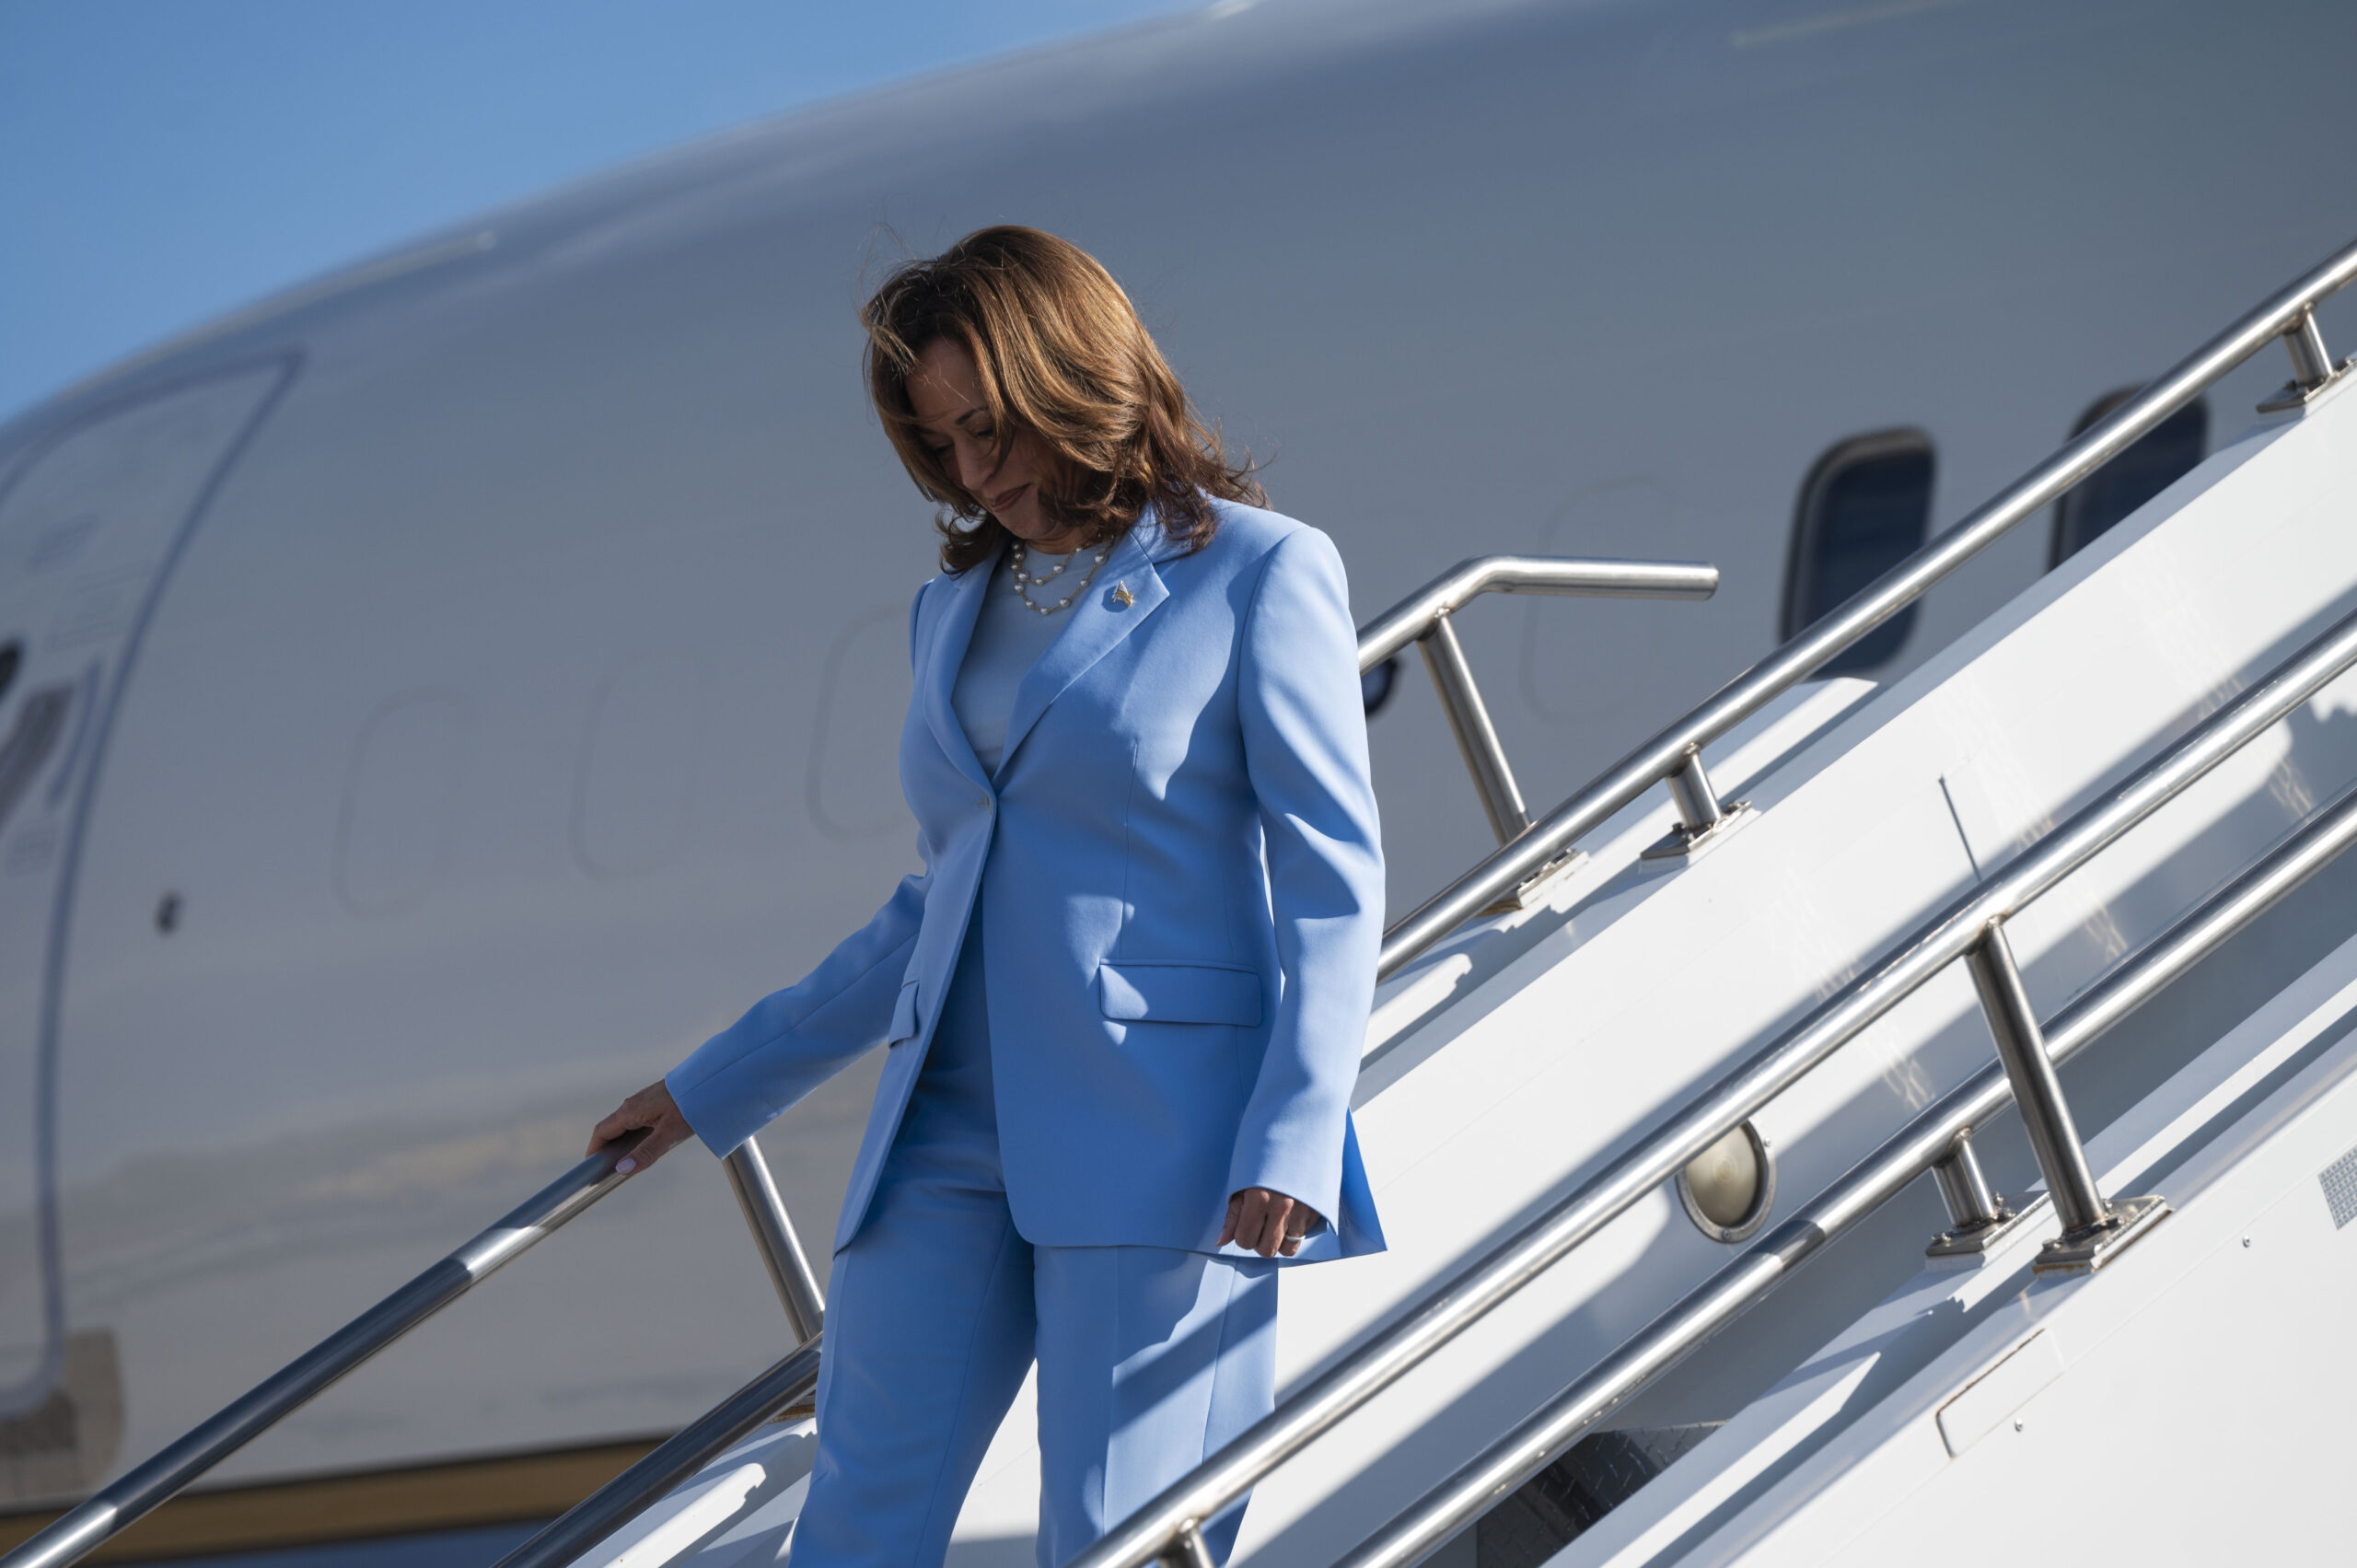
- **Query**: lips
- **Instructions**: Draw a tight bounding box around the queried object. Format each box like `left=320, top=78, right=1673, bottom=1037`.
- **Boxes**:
left=989, top=483, right=1029, bottom=513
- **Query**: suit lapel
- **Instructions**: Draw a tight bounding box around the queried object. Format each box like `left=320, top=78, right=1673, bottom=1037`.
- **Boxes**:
left=993, top=515, right=1178, bottom=781
left=921, top=548, right=998, bottom=790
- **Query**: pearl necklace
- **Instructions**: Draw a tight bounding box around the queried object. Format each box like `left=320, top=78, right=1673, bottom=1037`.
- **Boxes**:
left=1009, top=539, right=1111, bottom=615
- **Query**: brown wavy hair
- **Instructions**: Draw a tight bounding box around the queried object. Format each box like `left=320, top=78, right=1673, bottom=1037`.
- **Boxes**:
left=861, top=226, right=1265, bottom=574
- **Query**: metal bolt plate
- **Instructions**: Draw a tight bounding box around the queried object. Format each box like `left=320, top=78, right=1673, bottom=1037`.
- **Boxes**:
left=1639, top=800, right=1757, bottom=865
left=2031, top=1193, right=2170, bottom=1276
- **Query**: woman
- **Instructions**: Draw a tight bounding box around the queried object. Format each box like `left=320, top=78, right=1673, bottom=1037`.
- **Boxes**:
left=590, top=226, right=1385, bottom=1568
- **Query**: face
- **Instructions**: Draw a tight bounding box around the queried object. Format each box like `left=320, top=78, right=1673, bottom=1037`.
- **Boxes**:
left=907, top=337, right=1079, bottom=549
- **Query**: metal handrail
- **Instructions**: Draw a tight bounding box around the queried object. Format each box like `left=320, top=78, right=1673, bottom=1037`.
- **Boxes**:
left=1, top=1133, right=823, bottom=1568
left=489, top=1338, right=827, bottom=1568
left=1378, top=232, right=2357, bottom=979
left=1355, top=556, right=1718, bottom=668
left=1343, top=771, right=2357, bottom=1568
left=1355, top=555, right=1717, bottom=853
left=0, top=1134, right=651, bottom=1568
left=1062, top=586, right=2357, bottom=1568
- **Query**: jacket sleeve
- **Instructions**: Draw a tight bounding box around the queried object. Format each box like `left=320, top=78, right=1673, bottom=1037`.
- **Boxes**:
left=665, top=869, right=928, bottom=1157
left=664, top=586, right=935, bottom=1157
left=1225, top=527, right=1385, bottom=1222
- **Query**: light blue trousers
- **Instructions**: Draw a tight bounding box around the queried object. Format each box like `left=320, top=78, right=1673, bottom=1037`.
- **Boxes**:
left=791, top=921, right=1279, bottom=1568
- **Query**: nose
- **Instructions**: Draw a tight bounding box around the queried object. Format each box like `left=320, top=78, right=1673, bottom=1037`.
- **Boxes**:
left=953, top=437, right=998, bottom=495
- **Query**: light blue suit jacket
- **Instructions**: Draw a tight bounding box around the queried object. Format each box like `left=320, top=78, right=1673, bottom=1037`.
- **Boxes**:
left=668, top=499, right=1387, bottom=1262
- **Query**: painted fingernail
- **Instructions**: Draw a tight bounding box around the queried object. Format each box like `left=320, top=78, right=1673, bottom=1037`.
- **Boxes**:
left=616, top=1157, right=637, bottom=1174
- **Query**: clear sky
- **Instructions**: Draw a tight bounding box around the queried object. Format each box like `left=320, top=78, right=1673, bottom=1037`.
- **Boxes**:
left=0, top=0, right=1205, bottom=425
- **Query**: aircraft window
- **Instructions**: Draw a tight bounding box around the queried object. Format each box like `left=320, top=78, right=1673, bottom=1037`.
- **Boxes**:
left=1782, top=430, right=1934, bottom=677
left=2050, top=389, right=2208, bottom=567
left=0, top=641, right=17, bottom=704
left=1362, top=654, right=1400, bottom=717
left=0, top=687, right=71, bottom=838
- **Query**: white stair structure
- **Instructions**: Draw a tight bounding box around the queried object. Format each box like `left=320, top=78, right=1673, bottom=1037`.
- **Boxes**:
left=546, top=251, right=2357, bottom=1568
left=1572, top=923, right=2357, bottom=1567
left=11, top=241, right=2357, bottom=1568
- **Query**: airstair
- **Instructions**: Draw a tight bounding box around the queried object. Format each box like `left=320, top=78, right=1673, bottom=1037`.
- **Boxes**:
left=11, top=235, right=2357, bottom=1568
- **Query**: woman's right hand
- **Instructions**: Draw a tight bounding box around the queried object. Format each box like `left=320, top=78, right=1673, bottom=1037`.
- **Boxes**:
left=588, top=1080, right=695, bottom=1174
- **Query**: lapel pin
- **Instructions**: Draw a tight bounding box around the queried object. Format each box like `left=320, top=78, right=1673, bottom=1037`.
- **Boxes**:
left=1111, top=582, right=1134, bottom=609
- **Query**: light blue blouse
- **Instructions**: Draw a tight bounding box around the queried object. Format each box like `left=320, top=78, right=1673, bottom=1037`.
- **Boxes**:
left=952, top=544, right=1082, bottom=773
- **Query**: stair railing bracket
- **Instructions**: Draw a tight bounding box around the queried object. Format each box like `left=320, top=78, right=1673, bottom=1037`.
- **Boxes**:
left=1639, top=801, right=1756, bottom=865
left=1483, top=844, right=1592, bottom=914
left=1641, top=744, right=1756, bottom=864
left=1158, top=1520, right=1217, bottom=1568
left=1924, top=1127, right=2025, bottom=1260
left=2258, top=304, right=2355, bottom=412
left=2032, top=1192, right=2171, bottom=1276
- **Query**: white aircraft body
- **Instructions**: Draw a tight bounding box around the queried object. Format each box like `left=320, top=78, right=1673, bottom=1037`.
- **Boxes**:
left=3, top=0, right=2355, bottom=1559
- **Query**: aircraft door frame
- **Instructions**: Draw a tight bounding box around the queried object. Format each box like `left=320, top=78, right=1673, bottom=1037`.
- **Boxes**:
left=0, top=354, right=298, bottom=1421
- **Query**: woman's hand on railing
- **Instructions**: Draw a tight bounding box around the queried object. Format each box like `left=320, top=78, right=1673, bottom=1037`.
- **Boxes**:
left=1223, top=1187, right=1320, bottom=1258
left=589, top=1081, right=696, bottom=1174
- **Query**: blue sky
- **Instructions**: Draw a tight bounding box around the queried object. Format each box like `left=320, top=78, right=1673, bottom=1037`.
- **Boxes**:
left=0, top=0, right=1204, bottom=424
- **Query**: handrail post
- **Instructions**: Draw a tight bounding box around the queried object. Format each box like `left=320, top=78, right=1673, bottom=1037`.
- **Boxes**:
left=1642, top=743, right=1754, bottom=862
left=1416, top=612, right=1530, bottom=845
left=1666, top=746, right=1725, bottom=833
left=1964, top=922, right=2166, bottom=1272
left=2286, top=305, right=2337, bottom=389
left=1160, top=1520, right=1216, bottom=1568
left=1924, top=1127, right=2014, bottom=1257
left=2259, top=303, right=2351, bottom=411
left=722, top=1142, right=826, bottom=1343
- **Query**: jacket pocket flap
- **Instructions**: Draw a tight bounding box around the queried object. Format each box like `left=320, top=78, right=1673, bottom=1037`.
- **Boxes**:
left=1098, top=961, right=1262, bottom=1027
left=888, top=978, right=921, bottom=1044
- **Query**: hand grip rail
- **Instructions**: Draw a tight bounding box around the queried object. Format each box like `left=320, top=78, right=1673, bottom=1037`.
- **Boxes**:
left=0, top=1134, right=651, bottom=1568
left=1062, top=524, right=2357, bottom=1568
left=1354, top=555, right=1718, bottom=857
left=1341, top=772, right=2357, bottom=1568
left=1354, top=556, right=1717, bottom=669
left=1378, top=231, right=2357, bottom=979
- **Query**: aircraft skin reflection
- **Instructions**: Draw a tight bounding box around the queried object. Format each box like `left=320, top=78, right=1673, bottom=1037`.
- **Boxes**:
left=0, top=0, right=2351, bottom=1550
